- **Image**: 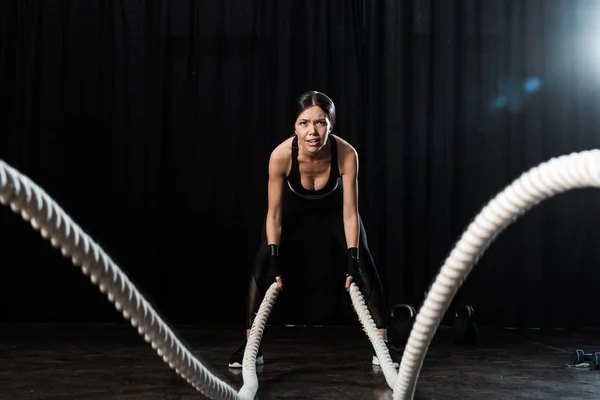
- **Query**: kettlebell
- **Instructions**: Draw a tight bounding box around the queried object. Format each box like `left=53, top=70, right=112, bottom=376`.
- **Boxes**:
left=453, top=304, right=478, bottom=345
left=388, top=304, right=416, bottom=348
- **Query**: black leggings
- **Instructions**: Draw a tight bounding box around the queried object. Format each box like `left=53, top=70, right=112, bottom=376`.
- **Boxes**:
left=245, top=185, right=387, bottom=329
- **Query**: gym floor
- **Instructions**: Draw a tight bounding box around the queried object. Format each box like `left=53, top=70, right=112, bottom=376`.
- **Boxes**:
left=1, top=323, right=599, bottom=399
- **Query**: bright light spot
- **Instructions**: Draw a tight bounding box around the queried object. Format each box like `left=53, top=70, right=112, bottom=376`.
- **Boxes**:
left=523, top=77, right=541, bottom=93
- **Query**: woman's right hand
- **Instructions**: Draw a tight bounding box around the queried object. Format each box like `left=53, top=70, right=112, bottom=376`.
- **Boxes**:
left=275, top=276, right=283, bottom=289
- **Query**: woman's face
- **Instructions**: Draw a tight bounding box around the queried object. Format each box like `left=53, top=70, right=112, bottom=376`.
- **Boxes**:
left=294, top=105, right=332, bottom=155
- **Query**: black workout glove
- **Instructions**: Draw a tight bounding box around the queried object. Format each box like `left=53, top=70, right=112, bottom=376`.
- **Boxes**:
left=346, top=247, right=365, bottom=289
left=266, top=244, right=281, bottom=284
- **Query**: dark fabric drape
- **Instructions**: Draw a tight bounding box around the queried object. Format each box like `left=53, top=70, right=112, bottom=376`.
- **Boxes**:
left=1, top=0, right=600, bottom=329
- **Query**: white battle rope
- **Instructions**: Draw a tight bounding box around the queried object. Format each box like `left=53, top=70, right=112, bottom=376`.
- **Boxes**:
left=239, top=282, right=280, bottom=399
left=0, top=159, right=281, bottom=400
left=4, top=149, right=594, bottom=399
left=348, top=283, right=398, bottom=388
left=393, top=149, right=600, bottom=400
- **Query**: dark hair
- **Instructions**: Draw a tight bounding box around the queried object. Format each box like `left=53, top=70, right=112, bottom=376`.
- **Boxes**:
left=294, top=91, right=336, bottom=127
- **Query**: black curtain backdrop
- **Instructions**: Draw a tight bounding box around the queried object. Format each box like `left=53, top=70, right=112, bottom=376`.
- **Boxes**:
left=1, top=0, right=600, bottom=329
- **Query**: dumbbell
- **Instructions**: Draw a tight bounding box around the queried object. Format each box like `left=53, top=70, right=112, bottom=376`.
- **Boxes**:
left=387, top=304, right=416, bottom=348
left=573, top=349, right=600, bottom=369
left=452, top=304, right=478, bottom=345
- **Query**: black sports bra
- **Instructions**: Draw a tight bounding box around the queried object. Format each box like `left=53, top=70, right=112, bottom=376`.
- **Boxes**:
left=286, top=135, right=341, bottom=196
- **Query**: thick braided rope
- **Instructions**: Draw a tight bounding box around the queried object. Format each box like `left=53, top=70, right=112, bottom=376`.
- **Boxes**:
left=348, top=283, right=398, bottom=389
left=393, top=149, right=600, bottom=399
left=4, top=149, right=595, bottom=400
left=239, top=282, right=280, bottom=399
left=0, top=160, right=280, bottom=400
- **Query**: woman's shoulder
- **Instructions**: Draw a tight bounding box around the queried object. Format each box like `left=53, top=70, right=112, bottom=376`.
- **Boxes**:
left=272, top=136, right=294, bottom=155
left=331, top=134, right=357, bottom=158
left=269, top=136, right=294, bottom=169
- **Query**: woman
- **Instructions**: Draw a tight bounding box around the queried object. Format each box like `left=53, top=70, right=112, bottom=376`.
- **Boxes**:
left=228, top=91, right=396, bottom=368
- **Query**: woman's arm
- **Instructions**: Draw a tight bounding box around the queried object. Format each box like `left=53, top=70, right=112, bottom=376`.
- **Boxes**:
left=266, top=147, right=287, bottom=245
left=264, top=145, right=288, bottom=289
left=338, top=139, right=362, bottom=291
left=340, top=144, right=360, bottom=249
